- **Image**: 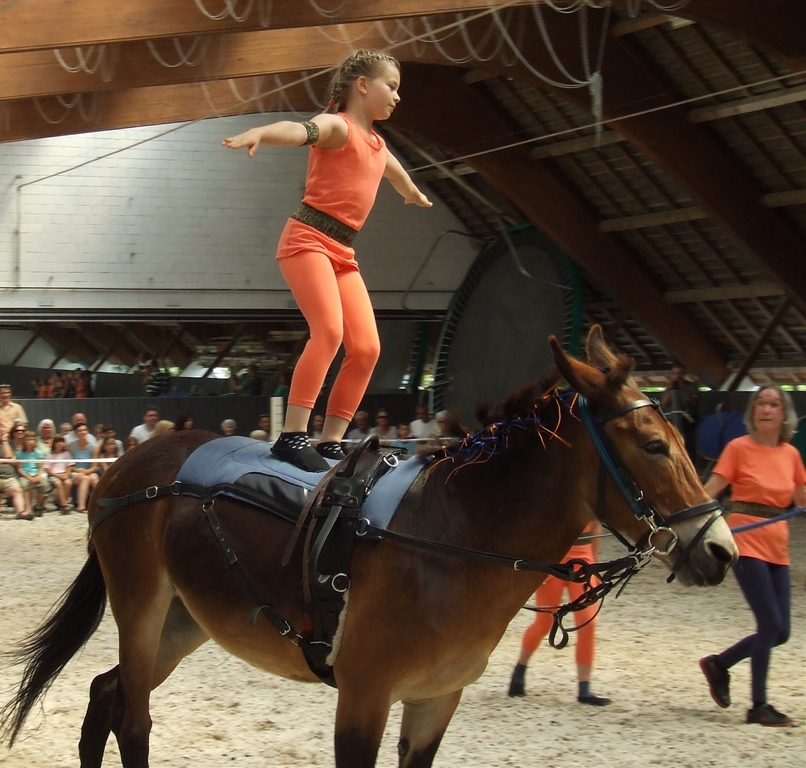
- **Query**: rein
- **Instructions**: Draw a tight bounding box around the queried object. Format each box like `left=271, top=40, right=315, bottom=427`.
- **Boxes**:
left=578, top=395, right=725, bottom=583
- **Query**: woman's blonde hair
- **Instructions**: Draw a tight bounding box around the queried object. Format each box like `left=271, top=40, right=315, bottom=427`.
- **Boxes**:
left=743, top=384, right=799, bottom=443
left=325, top=50, right=400, bottom=113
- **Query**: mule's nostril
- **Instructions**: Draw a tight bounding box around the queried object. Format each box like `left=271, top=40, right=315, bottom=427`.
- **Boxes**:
left=707, top=542, right=735, bottom=565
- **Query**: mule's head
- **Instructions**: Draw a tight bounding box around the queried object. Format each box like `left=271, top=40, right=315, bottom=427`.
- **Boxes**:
left=550, top=326, right=737, bottom=586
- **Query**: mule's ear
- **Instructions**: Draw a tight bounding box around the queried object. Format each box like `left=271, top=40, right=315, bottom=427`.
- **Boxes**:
left=549, top=335, right=607, bottom=399
left=585, top=324, right=618, bottom=370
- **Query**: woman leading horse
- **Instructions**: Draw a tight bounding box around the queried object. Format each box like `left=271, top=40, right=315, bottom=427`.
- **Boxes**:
left=0, top=327, right=737, bottom=768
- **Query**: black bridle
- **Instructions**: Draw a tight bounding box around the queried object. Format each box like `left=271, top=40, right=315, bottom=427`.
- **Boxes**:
left=577, top=394, right=725, bottom=582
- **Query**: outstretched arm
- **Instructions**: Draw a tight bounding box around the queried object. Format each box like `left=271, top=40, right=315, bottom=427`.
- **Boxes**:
left=384, top=152, right=433, bottom=207
left=222, top=114, right=348, bottom=157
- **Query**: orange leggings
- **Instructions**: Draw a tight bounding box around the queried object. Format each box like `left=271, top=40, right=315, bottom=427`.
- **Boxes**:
left=520, top=575, right=597, bottom=666
left=278, top=250, right=380, bottom=421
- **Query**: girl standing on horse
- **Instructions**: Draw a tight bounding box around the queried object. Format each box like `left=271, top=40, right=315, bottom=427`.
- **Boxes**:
left=223, top=50, right=432, bottom=471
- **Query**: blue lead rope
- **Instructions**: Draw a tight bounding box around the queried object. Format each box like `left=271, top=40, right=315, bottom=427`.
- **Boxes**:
left=729, top=505, right=805, bottom=534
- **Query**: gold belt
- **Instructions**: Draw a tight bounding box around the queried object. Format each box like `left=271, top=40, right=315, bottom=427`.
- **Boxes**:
left=730, top=500, right=786, bottom=519
left=291, top=202, right=358, bottom=247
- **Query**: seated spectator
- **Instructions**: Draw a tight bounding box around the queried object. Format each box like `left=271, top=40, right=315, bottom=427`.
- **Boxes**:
left=0, top=427, right=28, bottom=519
left=250, top=429, right=269, bottom=441
left=257, top=414, right=272, bottom=435
left=231, top=363, right=263, bottom=396
left=44, top=436, right=74, bottom=514
left=9, top=422, right=27, bottom=454
left=430, top=411, right=450, bottom=440
left=309, top=413, right=325, bottom=440
left=221, top=419, right=238, bottom=436
left=32, top=378, right=47, bottom=398
left=390, top=423, right=412, bottom=454
left=45, top=374, right=59, bottom=398
left=152, top=420, right=175, bottom=438
left=346, top=411, right=371, bottom=443
left=74, top=369, right=92, bottom=398
left=124, top=435, right=139, bottom=453
left=130, top=405, right=160, bottom=444
left=66, top=412, right=95, bottom=449
left=70, top=422, right=100, bottom=513
left=409, top=404, right=435, bottom=440
left=36, top=419, right=56, bottom=454
left=175, top=414, right=194, bottom=431
left=93, top=423, right=106, bottom=443
left=58, top=422, right=73, bottom=438
left=96, top=436, right=121, bottom=475
left=16, top=430, right=46, bottom=516
left=370, top=409, right=398, bottom=441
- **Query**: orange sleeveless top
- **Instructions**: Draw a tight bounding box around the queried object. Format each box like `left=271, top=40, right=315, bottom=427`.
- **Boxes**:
left=301, top=113, right=387, bottom=231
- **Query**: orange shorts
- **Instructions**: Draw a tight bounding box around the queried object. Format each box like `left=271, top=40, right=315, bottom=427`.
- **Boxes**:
left=275, top=218, right=359, bottom=272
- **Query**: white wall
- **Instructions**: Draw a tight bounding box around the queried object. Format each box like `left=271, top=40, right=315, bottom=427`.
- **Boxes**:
left=0, top=115, right=477, bottom=314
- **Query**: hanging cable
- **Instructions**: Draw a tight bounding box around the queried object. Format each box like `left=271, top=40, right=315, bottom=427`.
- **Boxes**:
left=146, top=37, right=208, bottom=69
left=307, top=0, right=353, bottom=20
left=193, top=0, right=254, bottom=23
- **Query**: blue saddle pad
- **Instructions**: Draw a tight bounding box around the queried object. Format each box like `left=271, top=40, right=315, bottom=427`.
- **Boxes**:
left=175, top=436, right=427, bottom=531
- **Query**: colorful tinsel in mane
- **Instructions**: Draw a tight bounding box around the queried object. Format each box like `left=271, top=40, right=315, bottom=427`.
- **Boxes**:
left=435, top=388, right=578, bottom=472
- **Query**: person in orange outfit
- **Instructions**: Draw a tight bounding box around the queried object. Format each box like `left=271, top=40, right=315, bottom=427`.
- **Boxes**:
left=224, top=51, right=432, bottom=471
left=508, top=521, right=611, bottom=706
left=700, top=385, right=806, bottom=727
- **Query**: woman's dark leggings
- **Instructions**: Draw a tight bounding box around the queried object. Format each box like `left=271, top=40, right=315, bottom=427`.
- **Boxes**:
left=718, top=556, right=791, bottom=703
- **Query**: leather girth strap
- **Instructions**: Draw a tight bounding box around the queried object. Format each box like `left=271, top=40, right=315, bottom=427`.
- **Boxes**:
left=294, top=435, right=401, bottom=686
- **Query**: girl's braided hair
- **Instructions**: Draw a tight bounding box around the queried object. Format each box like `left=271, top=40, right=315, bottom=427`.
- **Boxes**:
left=325, top=50, right=400, bottom=113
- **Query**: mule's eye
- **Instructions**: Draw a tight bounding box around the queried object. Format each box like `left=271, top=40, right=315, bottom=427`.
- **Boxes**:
left=643, top=440, right=669, bottom=456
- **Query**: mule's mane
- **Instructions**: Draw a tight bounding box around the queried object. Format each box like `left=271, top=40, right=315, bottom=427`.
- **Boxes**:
left=419, top=373, right=575, bottom=471
left=420, top=352, right=634, bottom=473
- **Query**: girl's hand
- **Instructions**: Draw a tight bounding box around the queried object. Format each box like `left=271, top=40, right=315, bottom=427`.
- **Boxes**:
left=406, top=190, right=433, bottom=208
left=222, top=128, right=264, bottom=158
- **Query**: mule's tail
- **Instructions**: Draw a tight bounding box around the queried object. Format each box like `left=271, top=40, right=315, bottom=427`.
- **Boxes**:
left=0, top=548, right=107, bottom=746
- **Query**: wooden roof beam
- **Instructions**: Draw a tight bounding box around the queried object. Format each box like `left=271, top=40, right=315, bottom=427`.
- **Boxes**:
left=394, top=63, right=728, bottom=384
left=689, top=85, right=806, bottom=123
left=665, top=282, right=786, bottom=304
left=0, top=0, right=535, bottom=54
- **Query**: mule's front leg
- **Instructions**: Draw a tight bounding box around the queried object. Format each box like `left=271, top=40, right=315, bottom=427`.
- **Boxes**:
left=397, top=690, right=463, bottom=768
left=334, top=683, right=392, bottom=768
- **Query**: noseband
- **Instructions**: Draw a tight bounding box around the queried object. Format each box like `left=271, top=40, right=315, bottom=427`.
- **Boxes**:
left=578, top=395, right=725, bottom=580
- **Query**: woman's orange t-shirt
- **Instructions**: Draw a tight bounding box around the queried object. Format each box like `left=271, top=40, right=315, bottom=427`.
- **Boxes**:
left=712, top=435, right=806, bottom=565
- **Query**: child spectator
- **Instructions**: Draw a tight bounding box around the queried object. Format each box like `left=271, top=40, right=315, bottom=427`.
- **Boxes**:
left=16, top=430, right=46, bottom=516
left=44, top=436, right=74, bottom=514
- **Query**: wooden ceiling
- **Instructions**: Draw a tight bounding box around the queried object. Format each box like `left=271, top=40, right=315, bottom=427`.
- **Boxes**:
left=2, top=0, right=806, bottom=387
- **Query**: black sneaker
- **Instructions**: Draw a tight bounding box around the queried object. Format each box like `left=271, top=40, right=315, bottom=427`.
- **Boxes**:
left=271, top=433, right=329, bottom=472
left=316, top=441, right=346, bottom=461
left=700, top=655, right=730, bottom=709
left=746, top=703, right=796, bottom=727
left=578, top=694, right=611, bottom=706
left=508, top=664, right=526, bottom=697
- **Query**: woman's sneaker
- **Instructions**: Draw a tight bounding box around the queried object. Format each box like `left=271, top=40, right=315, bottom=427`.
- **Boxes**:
left=316, top=441, right=346, bottom=461
left=699, top=655, right=730, bottom=708
left=271, top=432, right=329, bottom=472
left=746, top=703, right=796, bottom=727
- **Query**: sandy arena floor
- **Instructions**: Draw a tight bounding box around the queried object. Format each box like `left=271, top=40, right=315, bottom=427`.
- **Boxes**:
left=0, top=510, right=803, bottom=767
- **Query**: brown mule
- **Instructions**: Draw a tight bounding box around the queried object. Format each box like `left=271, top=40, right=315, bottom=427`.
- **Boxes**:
left=0, top=326, right=738, bottom=768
